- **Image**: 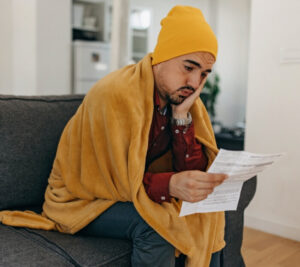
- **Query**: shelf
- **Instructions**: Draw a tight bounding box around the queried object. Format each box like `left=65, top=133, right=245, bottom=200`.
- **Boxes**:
left=74, top=0, right=105, bottom=4
left=215, top=132, right=244, bottom=150
left=73, top=26, right=99, bottom=32
left=73, top=40, right=110, bottom=48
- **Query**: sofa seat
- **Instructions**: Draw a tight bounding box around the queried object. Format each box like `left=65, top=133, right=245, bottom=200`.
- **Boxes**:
left=0, top=223, right=131, bottom=267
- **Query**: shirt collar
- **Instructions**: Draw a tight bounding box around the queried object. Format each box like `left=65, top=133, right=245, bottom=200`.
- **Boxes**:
left=154, top=88, right=168, bottom=116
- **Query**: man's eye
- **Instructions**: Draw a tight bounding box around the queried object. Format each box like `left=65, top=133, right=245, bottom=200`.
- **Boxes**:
left=201, top=73, right=208, bottom=77
left=184, top=66, right=193, bottom=71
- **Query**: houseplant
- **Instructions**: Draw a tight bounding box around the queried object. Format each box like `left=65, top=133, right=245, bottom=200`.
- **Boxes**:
left=200, top=73, right=220, bottom=122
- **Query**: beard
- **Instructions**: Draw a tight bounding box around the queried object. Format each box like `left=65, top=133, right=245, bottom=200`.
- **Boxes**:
left=165, top=86, right=195, bottom=105
left=165, top=94, right=186, bottom=105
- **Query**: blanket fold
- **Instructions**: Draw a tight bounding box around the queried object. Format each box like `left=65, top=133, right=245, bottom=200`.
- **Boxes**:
left=0, top=54, right=225, bottom=267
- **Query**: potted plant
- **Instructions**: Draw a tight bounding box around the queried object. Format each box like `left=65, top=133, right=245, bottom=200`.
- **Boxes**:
left=200, top=73, right=220, bottom=121
left=200, top=73, right=222, bottom=133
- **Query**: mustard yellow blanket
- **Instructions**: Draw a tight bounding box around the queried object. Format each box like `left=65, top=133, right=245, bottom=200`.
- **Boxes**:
left=0, top=54, right=225, bottom=267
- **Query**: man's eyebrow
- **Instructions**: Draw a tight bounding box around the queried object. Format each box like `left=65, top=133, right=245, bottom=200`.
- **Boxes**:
left=183, top=60, right=212, bottom=72
left=184, top=59, right=201, bottom=68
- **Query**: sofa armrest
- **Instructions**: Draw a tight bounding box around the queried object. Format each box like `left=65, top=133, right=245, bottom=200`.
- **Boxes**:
left=222, top=176, right=257, bottom=267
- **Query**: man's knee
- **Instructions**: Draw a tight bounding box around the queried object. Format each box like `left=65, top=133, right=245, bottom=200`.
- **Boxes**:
left=132, top=219, right=174, bottom=256
left=129, top=212, right=155, bottom=240
left=120, top=204, right=174, bottom=266
left=132, top=221, right=175, bottom=267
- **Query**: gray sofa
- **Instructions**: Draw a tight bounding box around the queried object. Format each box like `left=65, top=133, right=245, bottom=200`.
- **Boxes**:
left=0, top=94, right=256, bottom=267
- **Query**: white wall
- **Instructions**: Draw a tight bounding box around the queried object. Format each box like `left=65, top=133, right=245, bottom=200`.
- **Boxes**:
left=214, top=0, right=250, bottom=127
left=36, top=0, right=71, bottom=95
left=12, top=0, right=37, bottom=95
left=0, top=0, right=71, bottom=95
left=0, top=0, right=13, bottom=94
left=245, top=0, right=300, bottom=241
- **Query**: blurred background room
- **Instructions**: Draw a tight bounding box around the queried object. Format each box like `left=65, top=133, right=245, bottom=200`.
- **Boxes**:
left=0, top=0, right=299, bottom=266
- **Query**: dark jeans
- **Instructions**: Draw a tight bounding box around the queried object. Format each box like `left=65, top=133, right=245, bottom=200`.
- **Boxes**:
left=80, top=202, right=221, bottom=267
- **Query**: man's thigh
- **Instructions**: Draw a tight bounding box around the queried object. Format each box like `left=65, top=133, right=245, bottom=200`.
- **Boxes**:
left=79, top=201, right=143, bottom=239
left=80, top=201, right=175, bottom=267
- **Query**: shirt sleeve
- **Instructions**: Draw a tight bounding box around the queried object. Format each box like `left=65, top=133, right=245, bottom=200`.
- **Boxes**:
left=143, top=172, right=175, bottom=204
left=171, top=121, right=208, bottom=172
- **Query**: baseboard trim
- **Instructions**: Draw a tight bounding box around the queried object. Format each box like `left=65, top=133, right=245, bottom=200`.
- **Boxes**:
left=244, top=215, right=300, bottom=242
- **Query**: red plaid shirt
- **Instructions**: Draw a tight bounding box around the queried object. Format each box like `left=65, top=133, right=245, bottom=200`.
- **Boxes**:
left=143, top=90, right=208, bottom=203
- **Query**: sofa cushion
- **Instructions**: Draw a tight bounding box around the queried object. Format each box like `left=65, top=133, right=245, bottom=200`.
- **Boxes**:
left=0, top=224, right=131, bottom=267
left=0, top=224, right=73, bottom=267
left=0, top=95, right=84, bottom=210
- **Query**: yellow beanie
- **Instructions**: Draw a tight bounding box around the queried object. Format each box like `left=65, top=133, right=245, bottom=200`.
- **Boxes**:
left=152, top=5, right=218, bottom=65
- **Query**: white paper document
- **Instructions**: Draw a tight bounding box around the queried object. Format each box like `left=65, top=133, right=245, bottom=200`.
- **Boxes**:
left=179, top=149, right=284, bottom=216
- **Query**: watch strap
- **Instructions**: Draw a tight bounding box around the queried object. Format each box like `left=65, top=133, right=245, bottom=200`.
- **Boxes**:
left=171, top=112, right=192, bottom=126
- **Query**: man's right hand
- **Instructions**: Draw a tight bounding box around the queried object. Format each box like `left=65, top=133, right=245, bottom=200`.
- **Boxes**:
left=169, top=170, right=228, bottom=202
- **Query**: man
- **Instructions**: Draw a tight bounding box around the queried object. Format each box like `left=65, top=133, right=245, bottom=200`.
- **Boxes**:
left=0, top=5, right=226, bottom=267
left=78, top=50, right=227, bottom=266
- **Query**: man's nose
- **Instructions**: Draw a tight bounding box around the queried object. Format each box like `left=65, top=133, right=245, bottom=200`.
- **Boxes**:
left=187, top=74, right=202, bottom=89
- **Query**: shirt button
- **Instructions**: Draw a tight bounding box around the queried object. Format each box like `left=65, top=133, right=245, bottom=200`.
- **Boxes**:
left=161, top=126, right=165, bottom=131
left=161, top=196, right=166, bottom=201
left=175, top=129, right=180, bottom=134
left=185, top=154, right=189, bottom=158
left=153, top=142, right=157, bottom=146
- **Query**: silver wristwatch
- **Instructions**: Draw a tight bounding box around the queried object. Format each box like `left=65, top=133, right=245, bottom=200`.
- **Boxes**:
left=171, top=112, right=192, bottom=126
